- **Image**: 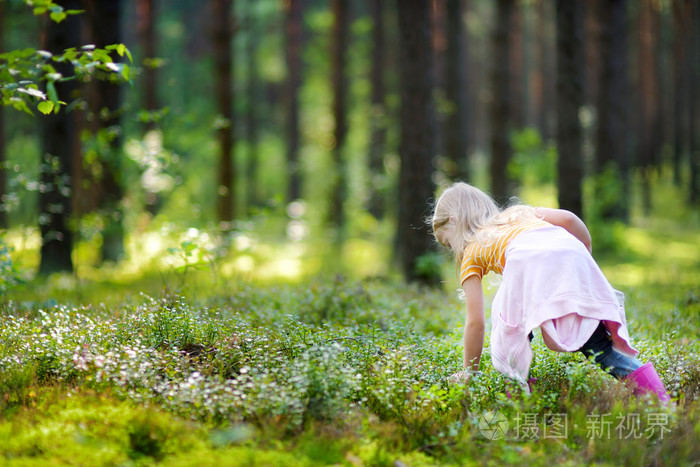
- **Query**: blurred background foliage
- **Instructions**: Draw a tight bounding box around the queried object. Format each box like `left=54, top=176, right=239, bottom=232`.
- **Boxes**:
left=0, top=0, right=698, bottom=297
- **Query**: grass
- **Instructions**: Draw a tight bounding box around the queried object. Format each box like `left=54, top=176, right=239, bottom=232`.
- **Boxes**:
left=1, top=177, right=699, bottom=465
left=0, top=268, right=698, bottom=465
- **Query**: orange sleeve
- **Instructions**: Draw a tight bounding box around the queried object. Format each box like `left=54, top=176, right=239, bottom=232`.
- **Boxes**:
left=460, top=246, right=485, bottom=284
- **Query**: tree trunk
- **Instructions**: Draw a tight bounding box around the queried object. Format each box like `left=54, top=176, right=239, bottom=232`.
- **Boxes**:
left=285, top=0, right=302, bottom=203
left=83, top=0, right=126, bottom=262
left=490, top=0, right=515, bottom=203
left=137, top=0, right=161, bottom=214
left=509, top=0, right=525, bottom=129
left=672, top=0, right=689, bottom=186
left=396, top=0, right=438, bottom=284
left=245, top=0, right=261, bottom=214
left=444, top=0, right=469, bottom=182
left=213, top=0, right=235, bottom=225
left=367, top=0, right=387, bottom=219
left=541, top=0, right=556, bottom=140
left=638, top=0, right=661, bottom=214
left=531, top=0, right=545, bottom=137
left=138, top=0, right=158, bottom=130
left=555, top=0, right=584, bottom=217
left=0, top=1, right=6, bottom=229
left=39, top=0, right=82, bottom=275
left=584, top=0, right=601, bottom=110
left=594, top=0, right=629, bottom=221
left=690, top=0, right=700, bottom=205
left=330, top=0, right=350, bottom=236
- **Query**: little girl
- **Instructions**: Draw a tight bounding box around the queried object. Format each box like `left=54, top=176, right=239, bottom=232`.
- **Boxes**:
left=431, top=182, right=669, bottom=402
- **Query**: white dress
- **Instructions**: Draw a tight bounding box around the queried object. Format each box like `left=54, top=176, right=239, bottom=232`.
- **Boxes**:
left=489, top=225, right=638, bottom=383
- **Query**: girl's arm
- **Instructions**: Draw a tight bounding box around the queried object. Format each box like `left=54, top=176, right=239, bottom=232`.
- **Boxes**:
left=462, top=275, right=485, bottom=371
left=535, top=207, right=593, bottom=254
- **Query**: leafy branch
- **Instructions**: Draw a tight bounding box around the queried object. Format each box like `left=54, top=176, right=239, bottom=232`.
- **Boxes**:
left=0, top=1, right=133, bottom=115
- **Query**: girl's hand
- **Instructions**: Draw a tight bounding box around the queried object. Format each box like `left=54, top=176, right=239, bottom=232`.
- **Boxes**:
left=448, top=370, right=472, bottom=384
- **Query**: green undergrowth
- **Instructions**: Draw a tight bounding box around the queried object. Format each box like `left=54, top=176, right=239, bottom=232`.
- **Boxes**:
left=1, top=276, right=699, bottom=465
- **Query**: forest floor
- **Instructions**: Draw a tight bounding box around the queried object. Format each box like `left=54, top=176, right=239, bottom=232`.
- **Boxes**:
left=1, top=193, right=699, bottom=465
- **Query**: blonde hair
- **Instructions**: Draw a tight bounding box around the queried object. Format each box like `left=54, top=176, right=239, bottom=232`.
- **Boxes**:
left=431, top=182, right=537, bottom=264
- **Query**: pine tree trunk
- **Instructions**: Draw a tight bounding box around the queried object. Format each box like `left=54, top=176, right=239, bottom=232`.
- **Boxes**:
left=138, top=0, right=158, bottom=129
left=83, top=0, right=126, bottom=262
left=594, top=0, right=629, bottom=221
left=137, top=0, right=161, bottom=214
left=532, top=0, right=547, bottom=137
left=541, top=0, right=556, bottom=140
left=509, top=0, right=525, bottom=129
left=396, top=0, right=438, bottom=284
left=690, top=0, right=700, bottom=205
left=638, top=0, right=661, bottom=214
left=444, top=0, right=469, bottom=182
left=245, top=0, right=260, bottom=214
left=672, top=0, right=689, bottom=186
left=39, top=0, right=82, bottom=275
left=285, top=0, right=302, bottom=203
left=490, top=0, right=515, bottom=203
left=213, top=0, right=234, bottom=225
left=367, top=0, right=387, bottom=219
left=330, top=0, right=350, bottom=236
left=555, top=0, right=584, bottom=217
left=0, top=1, right=6, bottom=229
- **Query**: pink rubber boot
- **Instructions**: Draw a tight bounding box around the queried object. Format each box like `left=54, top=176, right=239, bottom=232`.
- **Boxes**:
left=625, top=362, right=671, bottom=403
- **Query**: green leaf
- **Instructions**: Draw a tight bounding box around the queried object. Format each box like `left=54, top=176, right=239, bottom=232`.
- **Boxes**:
left=121, top=65, right=131, bottom=83
left=46, top=81, right=58, bottom=102
left=123, top=46, right=133, bottom=64
left=10, top=97, right=33, bottom=115
left=112, top=44, right=133, bottom=63
left=38, top=100, right=54, bottom=115
left=50, top=11, right=67, bottom=23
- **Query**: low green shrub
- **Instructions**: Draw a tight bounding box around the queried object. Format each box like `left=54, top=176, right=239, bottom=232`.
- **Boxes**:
left=0, top=277, right=697, bottom=464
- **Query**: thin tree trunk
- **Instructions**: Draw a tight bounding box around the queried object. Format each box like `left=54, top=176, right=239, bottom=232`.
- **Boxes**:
left=137, top=0, right=160, bottom=214
left=690, top=0, right=700, bottom=204
left=490, top=0, right=515, bottom=203
left=245, top=0, right=260, bottom=214
left=213, top=0, right=234, bottom=225
left=594, top=0, right=629, bottom=221
left=367, top=0, right=387, bottom=219
left=672, top=0, right=689, bottom=186
left=509, top=0, right=524, bottom=129
left=584, top=0, right=601, bottom=110
left=532, top=0, right=546, bottom=137
left=138, top=0, right=158, bottom=129
left=638, top=0, right=661, bottom=214
left=285, top=0, right=302, bottom=203
left=0, top=1, right=6, bottom=229
left=39, top=0, right=82, bottom=275
left=444, top=0, right=469, bottom=182
left=541, top=0, right=556, bottom=140
left=83, top=0, right=125, bottom=262
left=396, top=0, right=438, bottom=284
left=330, top=0, right=350, bottom=236
left=556, top=0, right=584, bottom=217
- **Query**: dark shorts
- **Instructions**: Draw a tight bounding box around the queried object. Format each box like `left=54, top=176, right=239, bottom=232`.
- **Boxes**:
left=577, top=321, right=642, bottom=379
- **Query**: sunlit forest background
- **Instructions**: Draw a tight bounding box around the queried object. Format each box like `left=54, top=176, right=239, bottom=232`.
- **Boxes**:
left=1, top=0, right=699, bottom=295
